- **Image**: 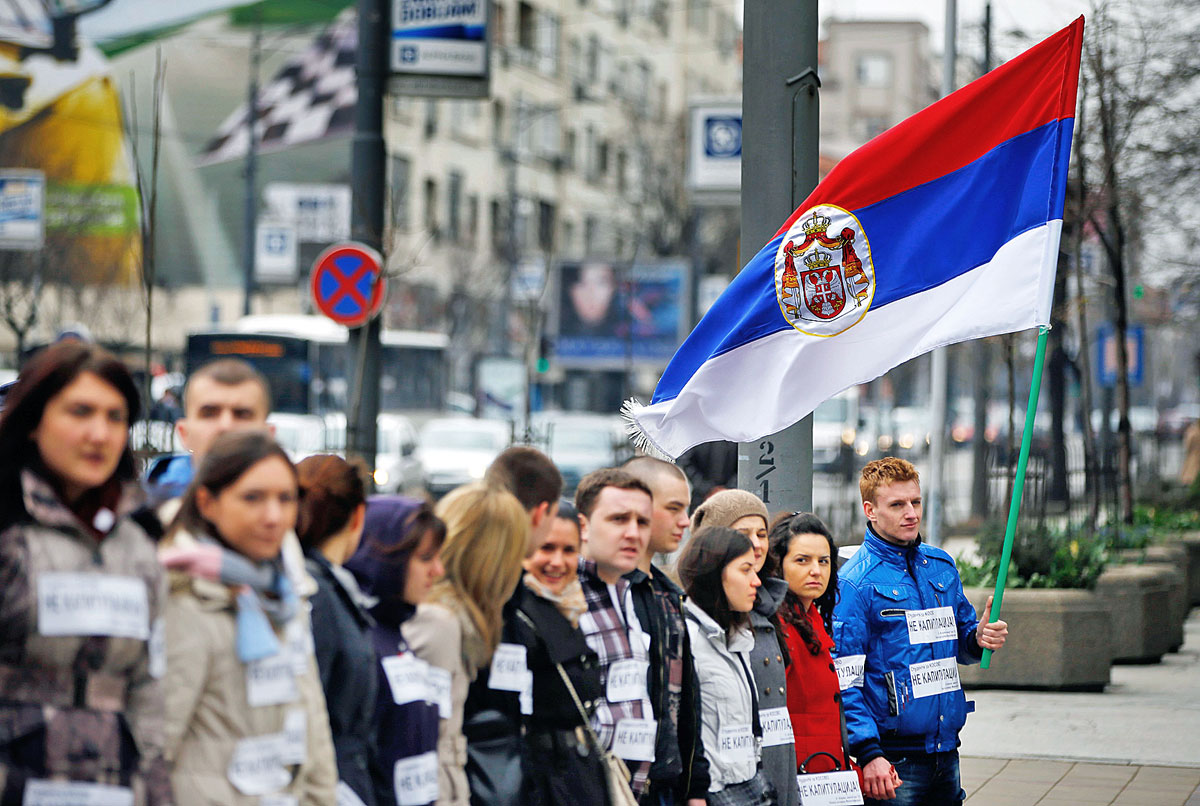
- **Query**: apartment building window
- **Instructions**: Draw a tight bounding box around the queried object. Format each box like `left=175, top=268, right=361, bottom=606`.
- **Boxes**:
left=561, top=219, right=575, bottom=253
left=447, top=170, right=463, bottom=243
left=596, top=140, right=609, bottom=179
left=584, top=216, right=598, bottom=254
left=390, top=155, right=411, bottom=230
left=616, top=149, right=627, bottom=195
left=492, top=99, right=506, bottom=143
left=614, top=0, right=630, bottom=27
left=517, top=2, right=535, bottom=50
left=424, top=178, right=439, bottom=238
left=856, top=53, right=893, bottom=87
left=538, top=201, right=556, bottom=251
left=466, top=194, right=479, bottom=244
left=863, top=115, right=890, bottom=140
left=423, top=99, right=438, bottom=138
left=586, top=34, right=600, bottom=83
left=449, top=100, right=482, bottom=139
left=490, top=199, right=505, bottom=251
left=537, top=12, right=560, bottom=74
left=686, top=0, right=708, bottom=32
left=563, top=129, right=576, bottom=170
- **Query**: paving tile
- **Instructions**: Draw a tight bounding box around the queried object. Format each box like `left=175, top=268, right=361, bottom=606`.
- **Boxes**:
left=964, top=794, right=1030, bottom=806
left=971, top=780, right=1053, bottom=800
left=962, top=756, right=1011, bottom=777
left=1040, top=783, right=1127, bottom=802
left=1037, top=799, right=1112, bottom=806
left=1131, top=767, right=1200, bottom=785
left=1111, top=793, right=1192, bottom=806
left=1058, top=762, right=1137, bottom=782
left=997, top=759, right=1073, bottom=783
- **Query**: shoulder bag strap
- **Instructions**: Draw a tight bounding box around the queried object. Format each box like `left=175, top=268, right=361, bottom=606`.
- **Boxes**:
left=512, top=608, right=607, bottom=752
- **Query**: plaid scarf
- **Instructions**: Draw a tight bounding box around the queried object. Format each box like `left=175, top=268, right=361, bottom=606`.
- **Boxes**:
left=577, top=557, right=654, bottom=796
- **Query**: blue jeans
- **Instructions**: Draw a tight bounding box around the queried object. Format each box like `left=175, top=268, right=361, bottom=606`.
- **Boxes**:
left=865, top=750, right=964, bottom=806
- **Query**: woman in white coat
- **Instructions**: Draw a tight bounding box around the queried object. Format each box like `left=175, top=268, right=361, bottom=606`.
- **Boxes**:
left=678, top=526, right=778, bottom=806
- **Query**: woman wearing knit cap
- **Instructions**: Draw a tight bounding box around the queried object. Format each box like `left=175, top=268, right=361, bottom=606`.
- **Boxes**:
left=691, top=491, right=800, bottom=806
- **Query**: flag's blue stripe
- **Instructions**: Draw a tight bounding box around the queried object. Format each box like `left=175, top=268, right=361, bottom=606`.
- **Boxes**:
left=652, top=117, right=1072, bottom=406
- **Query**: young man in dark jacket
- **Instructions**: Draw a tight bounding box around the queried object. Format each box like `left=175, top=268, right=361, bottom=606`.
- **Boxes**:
left=623, top=457, right=710, bottom=805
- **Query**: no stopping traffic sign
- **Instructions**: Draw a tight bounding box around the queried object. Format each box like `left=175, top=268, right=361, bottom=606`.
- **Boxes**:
left=310, top=242, right=387, bottom=327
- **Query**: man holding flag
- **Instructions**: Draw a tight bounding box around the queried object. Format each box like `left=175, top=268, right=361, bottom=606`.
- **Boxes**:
left=833, top=457, right=1008, bottom=804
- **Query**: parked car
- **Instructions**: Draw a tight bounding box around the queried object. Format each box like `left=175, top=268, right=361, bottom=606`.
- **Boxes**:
left=375, top=413, right=425, bottom=493
left=268, top=413, right=331, bottom=463
left=812, top=389, right=860, bottom=473
left=533, top=412, right=629, bottom=495
left=417, top=417, right=511, bottom=498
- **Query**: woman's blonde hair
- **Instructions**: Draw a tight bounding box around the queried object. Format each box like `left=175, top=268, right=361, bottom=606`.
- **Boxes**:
left=430, top=482, right=529, bottom=652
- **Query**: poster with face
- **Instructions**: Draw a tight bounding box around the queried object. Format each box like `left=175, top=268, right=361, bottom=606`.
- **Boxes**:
left=552, top=260, right=689, bottom=368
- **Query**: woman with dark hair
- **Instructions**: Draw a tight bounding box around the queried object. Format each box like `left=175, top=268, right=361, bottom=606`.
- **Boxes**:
left=692, top=491, right=796, bottom=806
left=678, top=527, right=777, bottom=806
left=344, top=495, right=447, bottom=806
left=159, top=430, right=336, bottom=805
left=0, top=342, right=172, bottom=805
left=295, top=455, right=379, bottom=805
left=767, top=513, right=858, bottom=780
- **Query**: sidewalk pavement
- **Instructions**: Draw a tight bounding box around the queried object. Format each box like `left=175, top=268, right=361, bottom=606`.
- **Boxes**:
left=955, top=604, right=1200, bottom=804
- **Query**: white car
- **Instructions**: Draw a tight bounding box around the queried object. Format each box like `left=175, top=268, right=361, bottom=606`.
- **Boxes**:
left=418, top=418, right=512, bottom=498
left=268, top=413, right=332, bottom=463
left=532, top=412, right=629, bottom=494
left=374, top=413, right=425, bottom=494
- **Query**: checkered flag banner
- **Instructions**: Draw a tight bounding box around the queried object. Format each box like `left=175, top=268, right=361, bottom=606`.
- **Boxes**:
left=197, top=9, right=357, bottom=166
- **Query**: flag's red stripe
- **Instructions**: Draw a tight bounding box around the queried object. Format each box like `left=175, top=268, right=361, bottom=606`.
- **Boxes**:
left=775, top=16, right=1084, bottom=239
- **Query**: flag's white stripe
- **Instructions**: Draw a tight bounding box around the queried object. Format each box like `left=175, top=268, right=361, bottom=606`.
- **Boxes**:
left=633, top=222, right=1061, bottom=458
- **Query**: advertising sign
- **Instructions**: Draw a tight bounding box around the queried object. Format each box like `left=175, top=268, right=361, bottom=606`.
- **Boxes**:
left=0, top=170, right=45, bottom=250
left=264, top=183, right=352, bottom=244
left=390, top=0, right=491, bottom=98
left=688, top=101, right=742, bottom=203
left=551, top=260, right=690, bottom=369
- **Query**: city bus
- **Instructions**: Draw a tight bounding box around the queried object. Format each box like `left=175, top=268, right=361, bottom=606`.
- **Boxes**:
left=185, top=315, right=448, bottom=415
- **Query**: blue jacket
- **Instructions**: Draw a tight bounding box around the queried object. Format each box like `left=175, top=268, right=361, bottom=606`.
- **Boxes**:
left=832, top=527, right=983, bottom=764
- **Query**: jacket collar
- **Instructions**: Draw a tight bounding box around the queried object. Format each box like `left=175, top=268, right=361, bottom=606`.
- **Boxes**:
left=683, top=598, right=754, bottom=654
left=863, top=523, right=923, bottom=566
left=305, top=549, right=374, bottom=629
left=21, top=468, right=140, bottom=539
left=753, top=576, right=789, bottom=617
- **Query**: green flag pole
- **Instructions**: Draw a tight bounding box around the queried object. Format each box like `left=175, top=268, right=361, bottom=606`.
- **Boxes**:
left=981, top=325, right=1050, bottom=670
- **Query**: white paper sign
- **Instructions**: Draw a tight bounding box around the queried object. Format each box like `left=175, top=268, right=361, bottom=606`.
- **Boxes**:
left=611, top=717, right=657, bottom=762
left=246, top=652, right=300, bottom=707
left=760, top=706, right=795, bottom=748
left=22, top=780, right=134, bottom=806
left=382, top=653, right=433, bottom=706
left=227, top=734, right=291, bottom=796
left=834, top=655, right=865, bottom=691
left=260, top=797, right=298, bottom=806
left=279, top=709, right=307, bottom=765
left=905, top=607, right=958, bottom=645
left=909, top=656, right=961, bottom=699
left=606, top=659, right=649, bottom=703
left=488, top=643, right=528, bottom=692
left=717, top=723, right=756, bottom=765
left=285, top=617, right=315, bottom=674
left=796, top=770, right=864, bottom=805
left=336, top=781, right=369, bottom=806
left=37, top=574, right=149, bottom=640
left=426, top=665, right=452, bottom=719
left=393, top=751, right=439, bottom=806
left=519, top=671, right=533, bottom=716
left=148, top=617, right=166, bottom=679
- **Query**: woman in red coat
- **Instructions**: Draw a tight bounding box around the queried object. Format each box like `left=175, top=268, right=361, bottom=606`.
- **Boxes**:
left=767, top=512, right=856, bottom=776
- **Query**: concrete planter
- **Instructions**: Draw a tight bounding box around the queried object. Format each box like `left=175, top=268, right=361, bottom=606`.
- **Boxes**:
left=959, top=586, right=1112, bottom=691
left=1118, top=546, right=1189, bottom=651
left=1177, top=532, right=1200, bottom=606
left=1093, top=565, right=1173, bottom=663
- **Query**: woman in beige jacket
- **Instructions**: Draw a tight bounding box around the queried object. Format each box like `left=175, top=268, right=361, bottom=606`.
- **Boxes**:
left=401, top=483, right=528, bottom=806
left=160, top=430, right=336, bottom=806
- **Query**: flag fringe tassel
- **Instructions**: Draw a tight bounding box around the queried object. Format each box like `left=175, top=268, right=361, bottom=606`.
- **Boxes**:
left=620, top=398, right=675, bottom=462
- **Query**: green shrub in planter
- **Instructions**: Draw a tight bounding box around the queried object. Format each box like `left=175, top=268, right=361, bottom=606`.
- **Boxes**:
left=957, top=521, right=1109, bottom=590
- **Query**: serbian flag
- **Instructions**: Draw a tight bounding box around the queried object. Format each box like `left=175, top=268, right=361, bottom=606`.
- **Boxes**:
left=625, top=17, right=1084, bottom=459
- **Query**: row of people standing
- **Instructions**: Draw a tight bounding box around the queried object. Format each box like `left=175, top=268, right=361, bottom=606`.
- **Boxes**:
left=0, top=342, right=861, bottom=806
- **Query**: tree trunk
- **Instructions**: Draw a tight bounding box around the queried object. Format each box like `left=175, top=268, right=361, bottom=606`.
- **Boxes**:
left=970, top=339, right=990, bottom=519
left=1048, top=257, right=1070, bottom=505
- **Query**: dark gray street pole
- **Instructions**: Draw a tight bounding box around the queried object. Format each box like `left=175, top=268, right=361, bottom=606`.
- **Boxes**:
left=241, top=11, right=261, bottom=317
left=736, top=0, right=819, bottom=513
left=346, top=0, right=387, bottom=473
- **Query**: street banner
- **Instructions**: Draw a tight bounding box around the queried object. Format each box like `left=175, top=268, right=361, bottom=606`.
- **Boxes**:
left=625, top=18, right=1084, bottom=460
left=0, top=170, right=45, bottom=250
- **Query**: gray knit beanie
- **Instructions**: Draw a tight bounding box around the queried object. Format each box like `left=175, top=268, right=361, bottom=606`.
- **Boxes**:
left=690, top=489, right=769, bottom=533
